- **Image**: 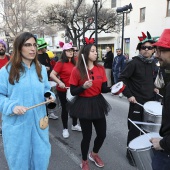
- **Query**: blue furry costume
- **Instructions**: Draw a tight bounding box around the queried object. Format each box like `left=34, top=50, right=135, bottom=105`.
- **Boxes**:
left=0, top=63, right=54, bottom=170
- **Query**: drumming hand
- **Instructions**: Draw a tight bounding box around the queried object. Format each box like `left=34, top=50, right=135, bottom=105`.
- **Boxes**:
left=83, top=80, right=93, bottom=89
left=58, top=81, right=65, bottom=88
left=128, top=96, right=137, bottom=103
left=47, top=95, right=55, bottom=103
left=13, top=106, right=28, bottom=115
left=154, top=88, right=159, bottom=94
left=150, top=138, right=163, bottom=150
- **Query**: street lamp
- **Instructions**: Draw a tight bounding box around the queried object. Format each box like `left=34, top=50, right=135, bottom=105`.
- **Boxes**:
left=116, top=3, right=132, bottom=53
left=93, top=0, right=102, bottom=47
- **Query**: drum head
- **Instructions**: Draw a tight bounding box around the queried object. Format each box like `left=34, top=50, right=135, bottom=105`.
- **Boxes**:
left=144, top=101, right=162, bottom=116
left=111, top=81, right=123, bottom=94
left=129, top=132, right=160, bottom=150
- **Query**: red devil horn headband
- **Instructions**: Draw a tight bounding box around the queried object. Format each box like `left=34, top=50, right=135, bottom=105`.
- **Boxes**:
left=83, top=37, right=95, bottom=45
left=138, top=32, right=147, bottom=42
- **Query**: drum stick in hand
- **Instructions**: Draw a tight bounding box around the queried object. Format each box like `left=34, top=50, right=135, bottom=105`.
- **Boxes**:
left=128, top=118, right=151, bottom=139
left=81, top=54, right=90, bottom=80
left=10, top=100, right=53, bottom=116
left=157, top=93, right=163, bottom=98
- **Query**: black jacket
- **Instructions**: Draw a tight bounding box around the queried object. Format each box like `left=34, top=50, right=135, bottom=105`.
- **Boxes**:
left=159, top=82, right=170, bottom=152
left=102, top=51, right=114, bottom=69
left=118, top=56, right=155, bottom=100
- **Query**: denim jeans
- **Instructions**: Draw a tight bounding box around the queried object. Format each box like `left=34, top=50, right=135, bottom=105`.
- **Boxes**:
left=152, top=150, right=170, bottom=170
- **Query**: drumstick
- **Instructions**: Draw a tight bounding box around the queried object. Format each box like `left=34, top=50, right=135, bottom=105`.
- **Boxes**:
left=128, top=118, right=151, bottom=139
left=133, top=121, right=161, bottom=126
left=10, top=100, right=53, bottom=116
left=136, top=102, right=154, bottom=115
left=157, top=93, right=163, bottom=98
left=81, top=54, right=90, bottom=80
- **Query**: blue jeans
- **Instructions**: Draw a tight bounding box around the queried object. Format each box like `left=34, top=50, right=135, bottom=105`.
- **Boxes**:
left=152, top=150, right=170, bottom=170
left=113, top=72, right=119, bottom=84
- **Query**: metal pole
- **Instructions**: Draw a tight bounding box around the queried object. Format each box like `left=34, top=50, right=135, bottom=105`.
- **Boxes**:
left=121, top=12, right=124, bottom=53
left=94, top=1, right=98, bottom=47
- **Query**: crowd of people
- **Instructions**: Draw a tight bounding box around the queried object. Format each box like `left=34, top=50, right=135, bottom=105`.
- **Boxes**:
left=0, top=28, right=170, bottom=170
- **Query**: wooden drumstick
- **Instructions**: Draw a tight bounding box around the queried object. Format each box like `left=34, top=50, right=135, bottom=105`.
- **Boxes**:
left=136, top=102, right=154, bottom=115
left=81, top=54, right=90, bottom=80
left=128, top=118, right=151, bottom=139
left=157, top=93, right=163, bottom=98
left=10, top=100, right=53, bottom=116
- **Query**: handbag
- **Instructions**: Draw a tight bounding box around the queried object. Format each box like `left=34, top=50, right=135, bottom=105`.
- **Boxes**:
left=154, top=70, right=165, bottom=88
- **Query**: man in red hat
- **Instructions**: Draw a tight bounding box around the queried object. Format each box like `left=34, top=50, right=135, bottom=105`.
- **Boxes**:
left=119, top=31, right=159, bottom=166
left=150, top=29, right=170, bottom=170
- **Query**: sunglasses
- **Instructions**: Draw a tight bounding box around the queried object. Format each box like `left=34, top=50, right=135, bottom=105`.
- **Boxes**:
left=141, top=46, right=154, bottom=50
left=74, top=50, right=78, bottom=52
left=89, top=70, right=94, bottom=80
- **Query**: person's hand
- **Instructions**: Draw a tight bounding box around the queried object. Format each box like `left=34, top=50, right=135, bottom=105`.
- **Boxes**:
left=82, top=80, right=93, bottom=89
left=154, top=88, right=159, bottom=94
left=13, top=106, right=28, bottom=115
left=128, top=96, right=137, bottom=103
left=47, top=95, right=55, bottom=103
left=150, top=138, right=163, bottom=150
left=58, top=81, right=65, bottom=88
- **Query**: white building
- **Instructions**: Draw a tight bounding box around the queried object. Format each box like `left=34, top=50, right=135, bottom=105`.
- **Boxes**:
left=103, top=0, right=170, bottom=57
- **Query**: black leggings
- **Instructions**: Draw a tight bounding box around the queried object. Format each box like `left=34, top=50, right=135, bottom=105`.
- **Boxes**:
left=79, top=117, right=106, bottom=161
left=57, top=91, right=77, bottom=129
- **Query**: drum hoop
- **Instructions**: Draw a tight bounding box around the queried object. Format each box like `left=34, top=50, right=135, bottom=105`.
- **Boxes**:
left=115, top=84, right=125, bottom=95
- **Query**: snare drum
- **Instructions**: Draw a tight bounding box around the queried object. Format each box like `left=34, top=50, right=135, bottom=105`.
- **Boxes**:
left=128, top=132, right=160, bottom=170
left=142, top=101, right=162, bottom=133
left=66, top=88, right=75, bottom=102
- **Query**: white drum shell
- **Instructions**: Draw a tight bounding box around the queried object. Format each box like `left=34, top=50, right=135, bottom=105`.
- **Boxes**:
left=128, top=132, right=160, bottom=170
left=142, top=101, right=162, bottom=133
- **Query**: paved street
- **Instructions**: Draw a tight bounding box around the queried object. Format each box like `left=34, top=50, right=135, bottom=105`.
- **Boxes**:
left=0, top=94, right=137, bottom=170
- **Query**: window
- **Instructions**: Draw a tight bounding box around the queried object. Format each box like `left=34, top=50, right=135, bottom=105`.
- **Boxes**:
left=140, top=7, right=145, bottom=22
left=111, top=0, right=116, bottom=8
left=167, top=0, right=170, bottom=16
left=125, top=13, right=130, bottom=25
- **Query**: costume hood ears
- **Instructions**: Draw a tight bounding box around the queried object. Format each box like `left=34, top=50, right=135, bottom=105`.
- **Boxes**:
left=138, top=32, right=147, bottom=41
left=147, top=31, right=152, bottom=39
left=59, top=41, right=64, bottom=48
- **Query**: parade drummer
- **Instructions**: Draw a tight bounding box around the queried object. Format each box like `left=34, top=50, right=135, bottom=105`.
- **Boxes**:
left=68, top=37, right=111, bottom=170
left=150, top=29, right=170, bottom=170
left=0, top=32, right=55, bottom=170
left=118, top=31, right=158, bottom=166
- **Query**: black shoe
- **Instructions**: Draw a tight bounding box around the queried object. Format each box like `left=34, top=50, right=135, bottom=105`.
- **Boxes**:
left=126, top=150, right=136, bottom=167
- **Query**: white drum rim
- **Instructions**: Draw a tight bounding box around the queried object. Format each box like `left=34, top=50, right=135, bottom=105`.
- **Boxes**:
left=128, top=132, right=160, bottom=151
left=143, top=101, right=162, bottom=116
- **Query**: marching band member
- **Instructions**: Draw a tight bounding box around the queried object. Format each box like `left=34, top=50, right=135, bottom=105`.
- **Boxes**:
left=69, top=37, right=111, bottom=170
left=0, top=32, right=55, bottom=170
left=118, top=31, right=158, bottom=166
left=150, top=29, right=170, bottom=170
left=50, top=41, right=81, bottom=139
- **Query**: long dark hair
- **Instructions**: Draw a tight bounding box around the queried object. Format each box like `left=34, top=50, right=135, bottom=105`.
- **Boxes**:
left=77, top=44, right=98, bottom=80
left=60, top=50, right=76, bottom=65
left=6, top=32, right=42, bottom=84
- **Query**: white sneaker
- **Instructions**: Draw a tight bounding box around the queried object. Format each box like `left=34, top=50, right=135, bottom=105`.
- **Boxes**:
left=62, top=129, right=69, bottom=138
left=119, top=93, right=123, bottom=98
left=72, top=124, right=82, bottom=132
left=48, top=113, right=58, bottom=119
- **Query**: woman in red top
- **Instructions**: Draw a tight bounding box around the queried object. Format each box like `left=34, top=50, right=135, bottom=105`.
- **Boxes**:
left=69, top=38, right=111, bottom=170
left=50, top=42, right=81, bottom=139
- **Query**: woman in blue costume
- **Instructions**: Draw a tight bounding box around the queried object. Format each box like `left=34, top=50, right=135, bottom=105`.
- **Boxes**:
left=0, top=32, right=55, bottom=170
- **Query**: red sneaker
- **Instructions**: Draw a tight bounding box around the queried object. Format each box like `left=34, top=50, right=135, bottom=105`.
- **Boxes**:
left=89, top=152, right=104, bottom=168
left=80, top=160, right=90, bottom=170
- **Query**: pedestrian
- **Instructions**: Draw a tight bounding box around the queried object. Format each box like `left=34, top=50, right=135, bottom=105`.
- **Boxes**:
left=0, top=32, right=55, bottom=170
left=112, top=48, right=126, bottom=97
left=73, top=46, right=79, bottom=62
left=69, top=37, right=111, bottom=170
left=50, top=41, right=81, bottom=139
left=37, top=38, right=58, bottom=120
left=150, top=29, right=170, bottom=170
left=0, top=39, right=10, bottom=136
left=118, top=31, right=158, bottom=166
left=102, top=46, right=114, bottom=87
